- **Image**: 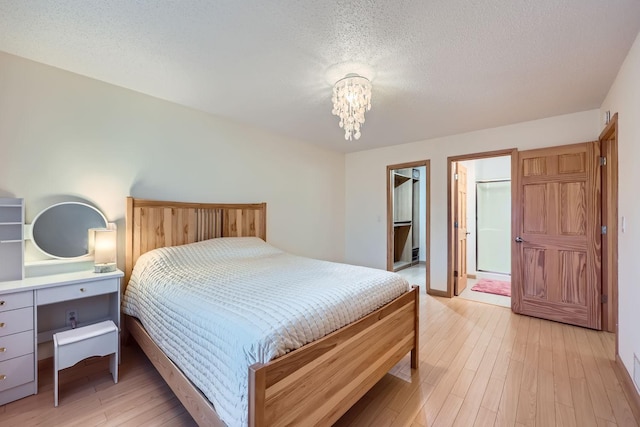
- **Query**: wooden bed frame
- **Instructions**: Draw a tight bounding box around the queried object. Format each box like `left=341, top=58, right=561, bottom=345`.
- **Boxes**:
left=124, top=197, right=419, bottom=426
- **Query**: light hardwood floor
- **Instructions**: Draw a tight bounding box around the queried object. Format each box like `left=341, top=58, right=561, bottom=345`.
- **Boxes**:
left=1, top=294, right=638, bottom=426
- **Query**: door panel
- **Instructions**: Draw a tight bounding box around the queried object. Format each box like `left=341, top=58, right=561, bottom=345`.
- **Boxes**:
left=454, top=163, right=468, bottom=295
left=513, top=142, right=601, bottom=329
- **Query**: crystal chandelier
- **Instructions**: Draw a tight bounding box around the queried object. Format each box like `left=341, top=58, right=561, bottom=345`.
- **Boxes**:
left=331, top=73, right=372, bottom=141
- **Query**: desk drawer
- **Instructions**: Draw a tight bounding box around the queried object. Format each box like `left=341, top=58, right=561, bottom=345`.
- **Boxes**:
left=0, top=330, right=33, bottom=363
left=0, top=291, right=33, bottom=313
left=37, top=278, right=119, bottom=305
left=0, top=353, right=34, bottom=393
left=0, top=307, right=34, bottom=337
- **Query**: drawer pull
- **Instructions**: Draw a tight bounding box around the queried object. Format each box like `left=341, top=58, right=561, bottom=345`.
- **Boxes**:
left=0, top=300, right=4, bottom=306
left=0, top=347, right=5, bottom=353
left=0, top=375, right=5, bottom=381
left=80, top=288, right=86, bottom=292
left=0, top=323, right=4, bottom=328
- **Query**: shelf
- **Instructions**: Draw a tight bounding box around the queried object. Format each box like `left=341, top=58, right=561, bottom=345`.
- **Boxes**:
left=394, top=221, right=412, bottom=227
left=393, top=172, right=412, bottom=187
left=0, top=198, right=24, bottom=282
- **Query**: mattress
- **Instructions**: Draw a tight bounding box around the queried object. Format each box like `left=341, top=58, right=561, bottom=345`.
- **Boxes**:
left=122, top=237, right=410, bottom=427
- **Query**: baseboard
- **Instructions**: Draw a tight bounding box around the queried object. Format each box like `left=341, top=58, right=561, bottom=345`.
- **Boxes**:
left=614, top=355, right=640, bottom=423
left=427, top=288, right=449, bottom=298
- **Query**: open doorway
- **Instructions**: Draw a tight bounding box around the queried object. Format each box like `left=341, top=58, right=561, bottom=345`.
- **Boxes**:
left=448, top=149, right=516, bottom=307
left=386, top=160, right=430, bottom=294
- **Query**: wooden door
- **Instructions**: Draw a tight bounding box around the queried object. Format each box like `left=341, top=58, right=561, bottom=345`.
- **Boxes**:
left=454, top=163, right=468, bottom=295
left=512, top=142, right=602, bottom=329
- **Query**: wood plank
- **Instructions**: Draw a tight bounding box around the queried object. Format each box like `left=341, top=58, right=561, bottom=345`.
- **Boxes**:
left=551, top=322, right=574, bottom=406
left=432, top=394, right=464, bottom=427
left=573, top=328, right=616, bottom=422
left=556, top=403, right=578, bottom=427
left=495, top=358, right=524, bottom=426
left=515, top=317, right=540, bottom=426
left=473, top=407, right=497, bottom=427
left=571, top=377, right=599, bottom=427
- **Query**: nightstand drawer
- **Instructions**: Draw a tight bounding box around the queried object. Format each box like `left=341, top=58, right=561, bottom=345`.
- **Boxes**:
left=0, top=291, right=33, bottom=313
left=0, top=330, right=33, bottom=363
left=36, top=278, right=119, bottom=305
left=0, top=307, right=34, bottom=337
left=0, top=353, right=34, bottom=393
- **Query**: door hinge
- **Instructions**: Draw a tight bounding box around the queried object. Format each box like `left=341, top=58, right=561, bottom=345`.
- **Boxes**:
left=454, top=270, right=459, bottom=277
left=601, top=294, right=608, bottom=304
left=454, top=221, right=458, bottom=228
left=454, top=173, right=459, bottom=180
left=601, top=225, right=607, bottom=235
left=600, top=156, right=607, bottom=166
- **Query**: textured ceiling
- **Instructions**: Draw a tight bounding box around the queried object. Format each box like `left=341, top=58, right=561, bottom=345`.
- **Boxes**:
left=1, top=1, right=639, bottom=153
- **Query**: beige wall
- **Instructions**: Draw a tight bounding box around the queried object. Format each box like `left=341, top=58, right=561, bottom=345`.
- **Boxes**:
left=345, top=109, right=600, bottom=290
left=600, top=30, right=640, bottom=384
left=0, top=52, right=346, bottom=265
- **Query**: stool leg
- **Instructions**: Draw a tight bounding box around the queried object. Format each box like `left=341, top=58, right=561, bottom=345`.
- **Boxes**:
left=54, top=369, right=58, bottom=407
left=54, top=353, right=59, bottom=407
left=110, top=353, right=118, bottom=384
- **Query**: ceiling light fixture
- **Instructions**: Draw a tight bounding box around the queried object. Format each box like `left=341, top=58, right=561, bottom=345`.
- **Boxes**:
left=331, top=73, right=372, bottom=141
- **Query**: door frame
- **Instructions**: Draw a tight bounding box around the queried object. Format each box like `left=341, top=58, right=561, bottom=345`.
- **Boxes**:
left=599, top=113, right=619, bottom=339
left=386, top=160, right=431, bottom=294
left=446, top=149, right=517, bottom=298
left=446, top=138, right=618, bottom=334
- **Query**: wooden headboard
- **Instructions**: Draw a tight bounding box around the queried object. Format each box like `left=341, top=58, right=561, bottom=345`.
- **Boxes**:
left=124, top=197, right=267, bottom=285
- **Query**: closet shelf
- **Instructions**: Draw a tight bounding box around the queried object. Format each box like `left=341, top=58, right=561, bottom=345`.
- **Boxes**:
left=394, top=221, right=412, bottom=227
left=393, top=172, right=412, bottom=187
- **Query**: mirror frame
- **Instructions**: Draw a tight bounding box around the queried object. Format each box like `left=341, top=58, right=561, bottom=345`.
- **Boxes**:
left=30, top=202, right=108, bottom=260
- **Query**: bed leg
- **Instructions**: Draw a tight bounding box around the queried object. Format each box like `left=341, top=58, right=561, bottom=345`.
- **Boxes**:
left=411, top=285, right=420, bottom=369
left=249, top=363, right=266, bottom=427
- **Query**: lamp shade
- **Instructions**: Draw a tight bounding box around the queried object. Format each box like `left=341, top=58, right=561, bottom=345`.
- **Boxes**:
left=94, top=229, right=116, bottom=272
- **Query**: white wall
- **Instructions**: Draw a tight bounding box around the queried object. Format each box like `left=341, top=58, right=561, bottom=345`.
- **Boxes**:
left=345, top=110, right=600, bottom=291
left=600, top=30, right=640, bottom=388
left=475, top=156, right=510, bottom=181
left=0, top=52, right=346, bottom=265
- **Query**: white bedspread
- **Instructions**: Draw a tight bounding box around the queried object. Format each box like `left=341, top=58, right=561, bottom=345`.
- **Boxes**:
left=122, top=237, right=410, bottom=427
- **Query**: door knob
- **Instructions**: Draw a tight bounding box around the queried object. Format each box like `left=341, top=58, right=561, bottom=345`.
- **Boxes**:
left=515, top=237, right=524, bottom=243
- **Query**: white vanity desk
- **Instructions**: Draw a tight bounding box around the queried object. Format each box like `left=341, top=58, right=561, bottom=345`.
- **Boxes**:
left=0, top=269, right=123, bottom=405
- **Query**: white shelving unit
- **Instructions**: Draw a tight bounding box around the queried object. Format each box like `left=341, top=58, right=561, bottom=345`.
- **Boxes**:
left=0, top=198, right=24, bottom=282
left=392, top=169, right=420, bottom=271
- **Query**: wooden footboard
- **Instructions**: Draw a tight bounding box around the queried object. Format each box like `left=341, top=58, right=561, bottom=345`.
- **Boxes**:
left=249, top=285, right=419, bottom=427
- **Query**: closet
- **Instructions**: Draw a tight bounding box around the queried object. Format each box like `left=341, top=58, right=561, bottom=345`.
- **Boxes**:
left=392, top=168, right=420, bottom=271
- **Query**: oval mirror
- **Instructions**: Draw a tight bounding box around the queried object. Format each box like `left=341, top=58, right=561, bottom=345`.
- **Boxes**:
left=31, top=202, right=108, bottom=259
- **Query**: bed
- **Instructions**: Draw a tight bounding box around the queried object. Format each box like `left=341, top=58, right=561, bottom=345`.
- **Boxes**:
left=122, top=197, right=419, bottom=426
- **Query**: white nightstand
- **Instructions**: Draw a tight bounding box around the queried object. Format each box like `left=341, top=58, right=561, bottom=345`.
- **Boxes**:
left=0, top=269, right=123, bottom=405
